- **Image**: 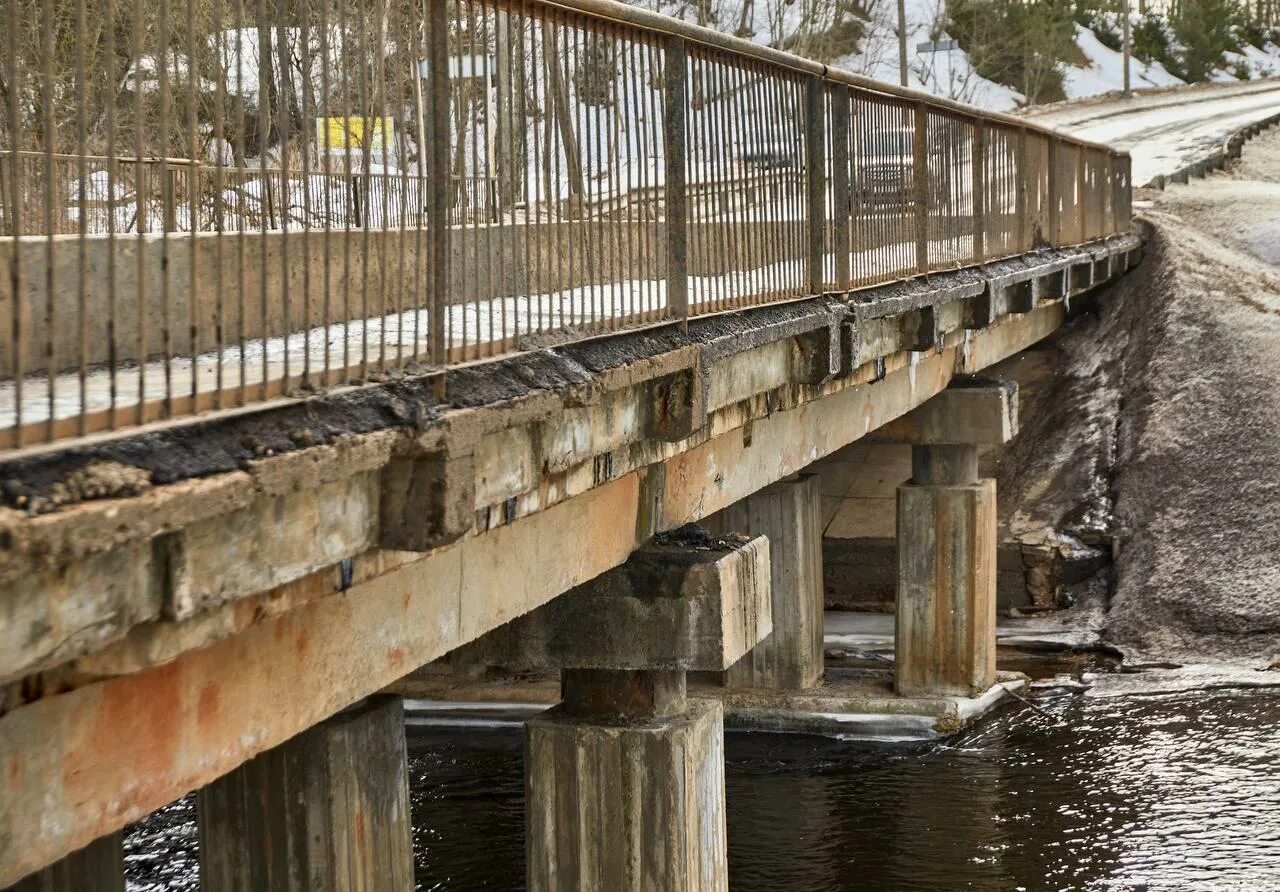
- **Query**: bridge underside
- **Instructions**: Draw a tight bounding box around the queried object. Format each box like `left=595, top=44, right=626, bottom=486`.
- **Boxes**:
left=0, top=233, right=1140, bottom=885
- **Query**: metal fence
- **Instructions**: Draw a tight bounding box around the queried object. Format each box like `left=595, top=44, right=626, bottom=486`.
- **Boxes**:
left=0, top=0, right=1131, bottom=451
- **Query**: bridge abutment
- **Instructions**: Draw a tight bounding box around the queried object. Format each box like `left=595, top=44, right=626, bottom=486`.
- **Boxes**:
left=196, top=696, right=413, bottom=891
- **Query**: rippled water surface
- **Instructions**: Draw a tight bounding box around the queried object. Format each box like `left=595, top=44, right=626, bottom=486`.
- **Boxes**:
left=127, top=687, right=1280, bottom=890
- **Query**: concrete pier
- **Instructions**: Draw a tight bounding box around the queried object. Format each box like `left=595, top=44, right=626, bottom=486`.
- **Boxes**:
left=526, top=671, right=726, bottom=891
left=4, top=834, right=122, bottom=892
left=517, top=532, right=770, bottom=891
left=197, top=696, right=413, bottom=891
left=886, top=381, right=1015, bottom=698
left=708, top=475, right=825, bottom=690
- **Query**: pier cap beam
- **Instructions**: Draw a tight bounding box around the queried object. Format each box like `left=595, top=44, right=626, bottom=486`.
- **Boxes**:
left=872, top=377, right=1018, bottom=447
left=455, top=527, right=772, bottom=673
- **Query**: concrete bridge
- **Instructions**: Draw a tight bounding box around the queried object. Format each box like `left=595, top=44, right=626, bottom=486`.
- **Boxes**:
left=0, top=0, right=1146, bottom=887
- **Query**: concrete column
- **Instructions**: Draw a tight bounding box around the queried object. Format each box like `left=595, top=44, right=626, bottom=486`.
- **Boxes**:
left=526, top=669, right=726, bottom=892
left=875, top=380, right=1015, bottom=700
left=710, top=475, right=824, bottom=690
left=896, top=444, right=997, bottom=698
left=519, top=534, right=768, bottom=892
left=197, top=696, right=413, bottom=891
left=5, top=834, right=122, bottom=892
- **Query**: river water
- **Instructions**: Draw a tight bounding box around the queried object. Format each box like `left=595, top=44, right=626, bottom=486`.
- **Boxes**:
left=125, top=683, right=1280, bottom=891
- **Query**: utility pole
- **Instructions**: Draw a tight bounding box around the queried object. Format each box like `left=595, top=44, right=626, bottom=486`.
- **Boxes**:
left=897, top=0, right=909, bottom=87
left=1122, top=0, right=1132, bottom=96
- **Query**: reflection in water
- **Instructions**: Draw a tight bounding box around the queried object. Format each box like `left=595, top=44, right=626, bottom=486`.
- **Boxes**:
left=125, top=688, right=1280, bottom=891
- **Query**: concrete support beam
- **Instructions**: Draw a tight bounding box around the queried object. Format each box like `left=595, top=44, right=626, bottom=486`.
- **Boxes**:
left=197, top=696, right=413, bottom=891
left=448, top=531, right=772, bottom=673
left=873, top=377, right=1017, bottom=446
left=708, top=475, right=824, bottom=690
left=4, top=834, right=122, bottom=892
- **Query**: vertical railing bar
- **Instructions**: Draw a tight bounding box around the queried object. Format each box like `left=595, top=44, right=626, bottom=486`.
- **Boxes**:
left=663, top=34, right=688, bottom=327
left=41, top=0, right=56, bottom=440
left=645, top=35, right=662, bottom=322
left=185, top=0, right=200, bottom=409
left=427, top=0, right=452, bottom=380
left=299, top=0, right=315, bottom=384
left=104, top=0, right=119, bottom=428
left=158, top=0, right=175, bottom=419
left=690, top=50, right=708, bottom=311
left=75, top=0, right=89, bottom=434
left=1047, top=138, right=1059, bottom=247
left=804, top=74, right=825, bottom=295
left=830, top=84, right=851, bottom=293
left=913, top=100, right=928, bottom=274
left=1075, top=142, right=1085, bottom=245
left=320, top=0, right=333, bottom=388
left=211, top=0, right=226, bottom=408
left=522, top=2, right=537, bottom=338
left=972, top=119, right=985, bottom=265
left=1016, top=125, right=1028, bottom=251
left=5, top=0, right=22, bottom=445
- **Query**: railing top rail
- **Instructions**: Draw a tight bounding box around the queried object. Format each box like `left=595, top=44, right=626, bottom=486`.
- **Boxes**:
left=524, top=0, right=1126, bottom=157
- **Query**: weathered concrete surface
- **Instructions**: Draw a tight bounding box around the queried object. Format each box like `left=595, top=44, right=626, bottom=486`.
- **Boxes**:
left=198, top=696, right=412, bottom=891
left=705, top=475, right=825, bottom=690
left=872, top=378, right=1018, bottom=446
left=896, top=478, right=998, bottom=697
left=0, top=234, right=1141, bottom=885
left=525, top=699, right=727, bottom=892
left=443, top=531, right=772, bottom=672
left=5, top=833, right=122, bottom=892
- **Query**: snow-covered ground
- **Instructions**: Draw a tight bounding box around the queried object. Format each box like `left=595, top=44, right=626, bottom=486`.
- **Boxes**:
left=1062, top=23, right=1184, bottom=98
left=660, top=0, right=1280, bottom=111
left=1027, top=79, right=1280, bottom=185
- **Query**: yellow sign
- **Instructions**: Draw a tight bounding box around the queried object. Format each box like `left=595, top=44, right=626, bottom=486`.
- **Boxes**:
left=316, top=117, right=396, bottom=153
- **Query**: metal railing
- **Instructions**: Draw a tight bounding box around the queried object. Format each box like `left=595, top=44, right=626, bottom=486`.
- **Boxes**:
left=0, top=0, right=1131, bottom=452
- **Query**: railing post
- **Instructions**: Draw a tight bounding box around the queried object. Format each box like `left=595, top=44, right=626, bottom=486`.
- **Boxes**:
left=1016, top=126, right=1028, bottom=251
left=0, top=154, right=9, bottom=236
left=829, top=85, right=852, bottom=292
left=1076, top=143, right=1086, bottom=243
left=425, top=0, right=451, bottom=371
left=972, top=119, right=985, bottom=263
left=913, top=100, right=928, bottom=273
left=162, top=163, right=177, bottom=232
left=136, top=162, right=150, bottom=233
left=1046, top=139, right=1059, bottom=247
left=1107, top=153, right=1117, bottom=236
left=664, top=35, right=689, bottom=326
left=804, top=75, right=826, bottom=294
